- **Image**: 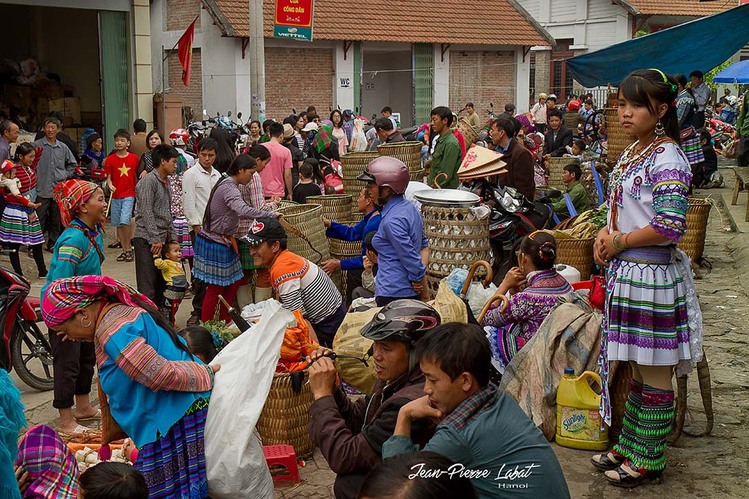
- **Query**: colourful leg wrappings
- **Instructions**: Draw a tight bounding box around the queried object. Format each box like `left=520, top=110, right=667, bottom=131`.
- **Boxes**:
left=613, top=378, right=644, bottom=461
left=629, top=385, right=674, bottom=472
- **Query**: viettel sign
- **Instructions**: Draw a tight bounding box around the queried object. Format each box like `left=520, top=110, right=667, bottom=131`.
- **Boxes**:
left=274, top=0, right=314, bottom=42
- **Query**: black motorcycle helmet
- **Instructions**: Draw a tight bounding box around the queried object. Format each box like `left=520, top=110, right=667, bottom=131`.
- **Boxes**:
left=360, top=299, right=441, bottom=346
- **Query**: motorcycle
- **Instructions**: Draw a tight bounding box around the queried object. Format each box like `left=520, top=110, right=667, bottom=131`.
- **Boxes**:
left=0, top=263, right=54, bottom=391
left=460, top=182, right=554, bottom=279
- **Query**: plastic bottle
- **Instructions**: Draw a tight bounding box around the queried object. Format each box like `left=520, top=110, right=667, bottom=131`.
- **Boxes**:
left=556, top=368, right=608, bottom=450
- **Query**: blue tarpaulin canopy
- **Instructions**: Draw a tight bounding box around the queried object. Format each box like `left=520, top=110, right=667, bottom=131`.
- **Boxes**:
left=566, top=3, right=749, bottom=88
left=713, top=59, right=749, bottom=83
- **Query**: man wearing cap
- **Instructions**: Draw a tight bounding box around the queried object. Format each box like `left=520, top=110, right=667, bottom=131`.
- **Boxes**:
left=342, top=109, right=355, bottom=144
left=301, top=121, right=319, bottom=158
left=531, top=93, right=548, bottom=134
left=374, top=118, right=405, bottom=144
left=245, top=217, right=346, bottom=346
left=500, top=103, right=516, bottom=120
left=308, top=299, right=440, bottom=499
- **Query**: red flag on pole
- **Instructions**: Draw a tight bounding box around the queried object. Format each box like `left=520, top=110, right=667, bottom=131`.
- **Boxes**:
left=177, top=18, right=197, bottom=86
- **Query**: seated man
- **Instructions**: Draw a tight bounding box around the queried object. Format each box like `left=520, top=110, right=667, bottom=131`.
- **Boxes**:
left=308, top=300, right=441, bottom=498
left=383, top=323, right=571, bottom=498
left=243, top=217, right=345, bottom=346
left=551, top=163, right=592, bottom=219
left=321, top=186, right=381, bottom=305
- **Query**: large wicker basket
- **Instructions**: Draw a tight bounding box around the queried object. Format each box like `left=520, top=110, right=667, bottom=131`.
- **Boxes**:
left=457, top=117, right=479, bottom=145
left=547, top=157, right=578, bottom=191
left=306, top=194, right=354, bottom=223
left=341, top=151, right=378, bottom=195
left=605, top=107, right=635, bottom=163
left=377, top=142, right=424, bottom=181
left=422, top=205, right=491, bottom=298
left=678, top=197, right=712, bottom=261
left=256, top=371, right=315, bottom=458
left=556, top=237, right=595, bottom=279
left=277, top=204, right=330, bottom=265
left=329, top=225, right=364, bottom=297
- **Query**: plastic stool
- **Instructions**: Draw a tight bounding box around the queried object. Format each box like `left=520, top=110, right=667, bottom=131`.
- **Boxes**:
left=263, top=444, right=300, bottom=483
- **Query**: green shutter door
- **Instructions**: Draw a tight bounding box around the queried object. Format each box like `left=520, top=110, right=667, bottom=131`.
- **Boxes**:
left=353, top=42, right=362, bottom=116
left=413, top=43, right=433, bottom=125
left=99, top=11, right=130, bottom=151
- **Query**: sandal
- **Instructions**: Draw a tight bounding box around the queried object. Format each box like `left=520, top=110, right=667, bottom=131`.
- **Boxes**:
left=591, top=450, right=624, bottom=471
left=116, top=252, right=127, bottom=262
left=605, top=461, right=662, bottom=488
left=75, top=408, right=102, bottom=421
left=108, top=241, right=122, bottom=249
left=58, top=424, right=95, bottom=435
left=124, top=251, right=134, bottom=262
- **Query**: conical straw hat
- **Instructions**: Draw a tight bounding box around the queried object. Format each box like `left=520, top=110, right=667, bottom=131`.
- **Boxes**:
left=458, top=146, right=504, bottom=174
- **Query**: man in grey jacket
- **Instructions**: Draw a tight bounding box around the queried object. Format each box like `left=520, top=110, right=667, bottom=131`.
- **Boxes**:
left=32, top=117, right=77, bottom=250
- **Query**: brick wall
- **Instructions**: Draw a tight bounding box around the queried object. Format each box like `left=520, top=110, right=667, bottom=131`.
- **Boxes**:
left=264, top=46, right=334, bottom=120
left=167, top=48, right=203, bottom=120
left=533, top=50, right=551, bottom=100
left=166, top=0, right=201, bottom=31
left=449, top=50, right=516, bottom=120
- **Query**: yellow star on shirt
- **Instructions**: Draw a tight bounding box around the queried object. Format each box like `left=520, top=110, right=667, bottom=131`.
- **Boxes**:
left=118, top=164, right=130, bottom=177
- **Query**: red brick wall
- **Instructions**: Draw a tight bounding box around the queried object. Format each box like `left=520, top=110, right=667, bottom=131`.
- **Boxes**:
left=449, top=50, right=516, bottom=120
left=166, top=0, right=201, bottom=31
left=168, top=49, right=203, bottom=119
left=264, top=46, right=334, bottom=120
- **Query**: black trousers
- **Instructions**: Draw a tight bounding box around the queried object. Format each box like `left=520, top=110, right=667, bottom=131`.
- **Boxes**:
left=189, top=230, right=205, bottom=318
left=738, top=137, right=749, bottom=167
left=344, top=268, right=363, bottom=306
left=6, top=242, right=46, bottom=276
left=49, top=331, right=96, bottom=409
left=132, top=237, right=166, bottom=308
left=36, top=196, right=62, bottom=247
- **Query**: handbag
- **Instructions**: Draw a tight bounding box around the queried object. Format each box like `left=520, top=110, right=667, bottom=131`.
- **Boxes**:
left=680, top=126, right=696, bottom=141
left=589, top=275, right=605, bottom=311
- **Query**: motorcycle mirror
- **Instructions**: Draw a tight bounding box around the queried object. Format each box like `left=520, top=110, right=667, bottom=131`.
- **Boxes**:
left=216, top=112, right=220, bottom=117
left=490, top=103, right=494, bottom=109
left=237, top=112, right=242, bottom=119
left=227, top=111, right=232, bottom=117
left=292, top=108, right=297, bottom=114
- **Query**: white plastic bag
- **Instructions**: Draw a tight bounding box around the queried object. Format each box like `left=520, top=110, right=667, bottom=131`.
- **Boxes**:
left=205, top=300, right=295, bottom=499
left=466, top=281, right=498, bottom=318
left=350, top=118, right=368, bottom=152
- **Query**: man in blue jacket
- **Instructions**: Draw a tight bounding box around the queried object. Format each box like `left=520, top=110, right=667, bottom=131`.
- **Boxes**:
left=321, top=186, right=381, bottom=304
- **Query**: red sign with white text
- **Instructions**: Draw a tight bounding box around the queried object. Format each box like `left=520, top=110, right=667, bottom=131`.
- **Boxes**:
left=275, top=0, right=313, bottom=28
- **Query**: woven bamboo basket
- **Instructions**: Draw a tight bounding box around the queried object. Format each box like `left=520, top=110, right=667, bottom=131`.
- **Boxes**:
left=678, top=197, right=712, bottom=261
left=277, top=204, right=330, bottom=265
left=256, top=371, right=315, bottom=458
left=555, top=237, right=595, bottom=279
left=564, top=111, right=580, bottom=132
left=457, top=117, right=479, bottom=145
left=605, top=107, right=634, bottom=163
left=306, top=194, right=354, bottom=223
left=422, top=205, right=491, bottom=298
left=377, top=142, right=424, bottom=180
left=547, top=157, right=577, bottom=191
left=341, top=151, right=378, bottom=195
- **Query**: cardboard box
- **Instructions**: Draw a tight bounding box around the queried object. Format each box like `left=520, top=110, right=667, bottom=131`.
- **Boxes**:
left=48, top=97, right=81, bottom=127
left=3, top=84, right=34, bottom=112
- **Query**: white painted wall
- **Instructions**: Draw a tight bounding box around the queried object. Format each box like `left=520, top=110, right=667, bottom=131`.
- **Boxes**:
left=515, top=48, right=531, bottom=113
left=433, top=44, right=450, bottom=106
left=334, top=41, right=355, bottom=111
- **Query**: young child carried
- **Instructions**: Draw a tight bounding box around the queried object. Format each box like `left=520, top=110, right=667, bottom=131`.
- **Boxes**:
left=154, top=241, right=188, bottom=325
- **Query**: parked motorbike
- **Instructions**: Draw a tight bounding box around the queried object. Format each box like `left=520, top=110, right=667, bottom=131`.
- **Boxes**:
left=460, top=181, right=554, bottom=279
left=0, top=263, right=54, bottom=391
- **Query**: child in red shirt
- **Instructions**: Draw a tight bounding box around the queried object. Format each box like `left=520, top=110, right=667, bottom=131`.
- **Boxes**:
left=105, top=129, right=140, bottom=262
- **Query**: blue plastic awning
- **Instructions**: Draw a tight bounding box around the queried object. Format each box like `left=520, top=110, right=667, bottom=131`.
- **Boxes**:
left=566, top=3, right=749, bottom=88
left=713, top=59, right=749, bottom=83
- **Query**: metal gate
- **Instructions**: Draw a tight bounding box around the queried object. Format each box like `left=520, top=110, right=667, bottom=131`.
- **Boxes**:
left=413, top=43, right=433, bottom=125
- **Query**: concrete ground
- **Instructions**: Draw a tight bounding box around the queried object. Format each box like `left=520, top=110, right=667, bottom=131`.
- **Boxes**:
left=13, top=160, right=749, bottom=497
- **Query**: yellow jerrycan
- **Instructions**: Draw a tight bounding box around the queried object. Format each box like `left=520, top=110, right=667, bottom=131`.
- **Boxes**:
left=556, top=368, right=608, bottom=450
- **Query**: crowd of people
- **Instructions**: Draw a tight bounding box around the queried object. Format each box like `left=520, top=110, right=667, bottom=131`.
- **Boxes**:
left=0, top=66, right=710, bottom=498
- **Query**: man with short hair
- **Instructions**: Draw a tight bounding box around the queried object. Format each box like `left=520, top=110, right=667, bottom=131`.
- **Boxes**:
left=500, top=103, right=516, bottom=120
left=543, top=108, right=573, bottom=158
left=383, top=323, right=571, bottom=498
left=34, top=112, right=79, bottom=161
left=245, top=218, right=346, bottom=346
left=427, top=106, right=461, bottom=189
left=0, top=119, right=19, bottom=161
left=260, top=122, right=293, bottom=199
left=33, top=117, right=77, bottom=250
left=490, top=118, right=535, bottom=200
left=374, top=118, right=405, bottom=144
left=465, top=102, right=481, bottom=129
left=690, top=70, right=710, bottom=129
left=133, top=144, right=178, bottom=309
left=130, top=118, right=148, bottom=156
left=321, top=186, right=381, bottom=304
left=551, top=163, right=592, bottom=219
left=182, top=137, right=222, bottom=325
left=531, top=93, right=548, bottom=133
left=381, top=106, right=398, bottom=130
left=308, top=299, right=440, bottom=498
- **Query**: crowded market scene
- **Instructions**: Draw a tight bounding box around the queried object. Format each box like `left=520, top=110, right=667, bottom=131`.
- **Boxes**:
left=2, top=0, right=749, bottom=497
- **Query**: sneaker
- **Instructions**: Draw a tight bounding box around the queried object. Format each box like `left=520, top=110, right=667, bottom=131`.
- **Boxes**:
left=123, top=251, right=134, bottom=262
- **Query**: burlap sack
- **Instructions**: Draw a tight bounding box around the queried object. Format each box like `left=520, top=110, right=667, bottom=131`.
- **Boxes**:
left=333, top=307, right=381, bottom=393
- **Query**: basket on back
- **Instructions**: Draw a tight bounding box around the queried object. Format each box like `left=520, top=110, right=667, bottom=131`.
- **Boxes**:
left=457, top=117, right=479, bottom=145
left=377, top=142, right=424, bottom=181
left=277, top=204, right=330, bottom=265
left=306, top=194, right=354, bottom=223
left=678, top=196, right=712, bottom=261
left=605, top=108, right=634, bottom=164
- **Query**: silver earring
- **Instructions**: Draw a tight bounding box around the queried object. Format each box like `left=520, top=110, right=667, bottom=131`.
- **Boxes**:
left=654, top=119, right=665, bottom=137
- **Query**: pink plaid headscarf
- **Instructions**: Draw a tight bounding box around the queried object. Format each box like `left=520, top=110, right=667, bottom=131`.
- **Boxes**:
left=14, top=425, right=79, bottom=498
left=42, top=275, right=156, bottom=328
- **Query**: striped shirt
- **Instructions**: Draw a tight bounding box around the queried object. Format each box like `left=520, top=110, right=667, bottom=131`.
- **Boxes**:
left=16, top=162, right=37, bottom=194
left=270, top=249, right=342, bottom=325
